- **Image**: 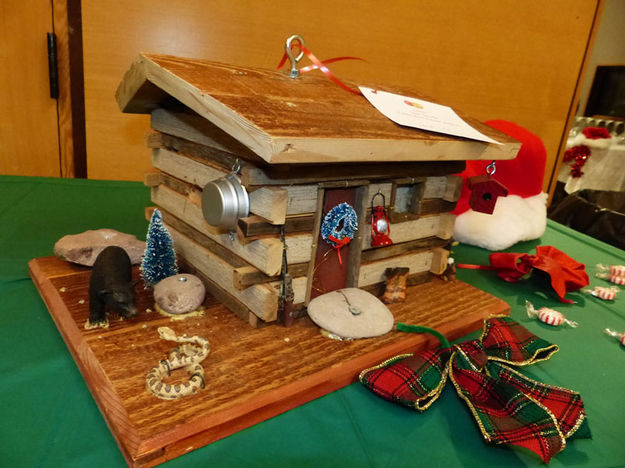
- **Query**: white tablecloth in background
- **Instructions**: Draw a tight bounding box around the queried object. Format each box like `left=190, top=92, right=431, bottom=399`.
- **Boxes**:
left=559, top=137, right=625, bottom=193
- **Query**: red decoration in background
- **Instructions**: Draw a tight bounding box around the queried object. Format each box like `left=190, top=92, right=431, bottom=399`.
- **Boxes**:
left=563, top=145, right=590, bottom=178
left=563, top=127, right=611, bottom=178
left=582, top=126, right=611, bottom=139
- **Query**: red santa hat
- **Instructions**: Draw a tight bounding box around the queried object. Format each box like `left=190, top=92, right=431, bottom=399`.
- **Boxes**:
left=452, top=120, right=548, bottom=251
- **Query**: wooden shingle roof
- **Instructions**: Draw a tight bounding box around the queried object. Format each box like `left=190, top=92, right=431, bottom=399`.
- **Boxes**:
left=117, top=53, right=519, bottom=165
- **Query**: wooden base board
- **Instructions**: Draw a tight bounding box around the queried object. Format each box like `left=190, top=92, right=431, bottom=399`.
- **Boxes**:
left=29, top=256, right=509, bottom=467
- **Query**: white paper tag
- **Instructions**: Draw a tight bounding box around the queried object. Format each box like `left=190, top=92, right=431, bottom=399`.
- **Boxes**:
left=359, top=86, right=500, bottom=145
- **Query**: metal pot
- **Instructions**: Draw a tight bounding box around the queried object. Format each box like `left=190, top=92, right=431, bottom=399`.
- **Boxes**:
left=201, top=174, right=249, bottom=229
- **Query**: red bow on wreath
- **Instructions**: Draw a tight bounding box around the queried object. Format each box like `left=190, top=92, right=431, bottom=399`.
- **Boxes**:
left=360, top=317, right=590, bottom=462
left=458, top=246, right=589, bottom=304
left=327, top=234, right=351, bottom=265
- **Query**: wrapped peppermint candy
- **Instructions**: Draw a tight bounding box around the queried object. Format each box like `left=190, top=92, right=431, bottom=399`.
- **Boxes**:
left=583, top=286, right=620, bottom=301
left=596, top=273, right=625, bottom=285
left=604, top=329, right=625, bottom=347
left=597, top=264, right=625, bottom=277
left=525, top=300, right=578, bottom=328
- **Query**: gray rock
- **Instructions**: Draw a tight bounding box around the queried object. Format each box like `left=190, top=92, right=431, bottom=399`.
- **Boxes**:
left=307, top=288, right=394, bottom=339
left=154, top=274, right=205, bottom=314
left=54, top=229, right=146, bottom=266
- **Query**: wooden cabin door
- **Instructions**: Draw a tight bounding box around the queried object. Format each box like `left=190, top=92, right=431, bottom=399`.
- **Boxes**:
left=0, top=0, right=60, bottom=177
left=307, top=186, right=365, bottom=303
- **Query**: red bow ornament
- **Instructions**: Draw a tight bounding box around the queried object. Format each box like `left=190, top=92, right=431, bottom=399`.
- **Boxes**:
left=489, top=246, right=589, bottom=303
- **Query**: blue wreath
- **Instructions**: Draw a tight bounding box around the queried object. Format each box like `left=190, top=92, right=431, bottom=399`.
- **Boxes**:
left=321, top=202, right=358, bottom=246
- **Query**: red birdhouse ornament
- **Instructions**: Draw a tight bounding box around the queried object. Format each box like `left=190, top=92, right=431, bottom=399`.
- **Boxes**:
left=466, top=163, right=509, bottom=215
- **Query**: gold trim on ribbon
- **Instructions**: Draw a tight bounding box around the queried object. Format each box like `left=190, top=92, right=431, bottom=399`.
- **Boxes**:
left=480, top=315, right=560, bottom=367
left=358, top=353, right=414, bottom=381
left=415, top=367, right=449, bottom=411
left=486, top=345, right=559, bottom=368
left=488, top=362, right=587, bottom=440
left=359, top=353, right=449, bottom=412
left=447, top=351, right=492, bottom=442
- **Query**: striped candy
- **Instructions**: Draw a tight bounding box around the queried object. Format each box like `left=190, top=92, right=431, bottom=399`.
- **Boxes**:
left=611, top=265, right=625, bottom=276
left=597, top=264, right=625, bottom=277
left=605, top=329, right=625, bottom=347
left=537, top=308, right=565, bottom=326
left=525, top=300, right=578, bottom=328
left=596, top=273, right=625, bottom=285
left=587, top=286, right=619, bottom=301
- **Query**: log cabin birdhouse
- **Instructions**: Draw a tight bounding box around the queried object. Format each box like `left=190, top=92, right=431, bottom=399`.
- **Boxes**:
left=116, top=53, right=520, bottom=328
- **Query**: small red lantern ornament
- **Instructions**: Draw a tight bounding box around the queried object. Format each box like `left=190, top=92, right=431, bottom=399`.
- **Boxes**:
left=466, top=161, right=508, bottom=214
left=371, top=192, right=393, bottom=247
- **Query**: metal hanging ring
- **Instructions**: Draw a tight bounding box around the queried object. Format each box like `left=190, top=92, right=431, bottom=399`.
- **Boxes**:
left=285, top=34, right=305, bottom=78
left=485, top=161, right=497, bottom=176
left=231, top=158, right=241, bottom=175
left=371, top=190, right=386, bottom=209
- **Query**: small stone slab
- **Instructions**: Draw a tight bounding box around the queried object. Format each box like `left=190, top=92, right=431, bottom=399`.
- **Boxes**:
left=154, top=274, right=206, bottom=314
left=54, top=229, right=146, bottom=266
left=307, top=288, right=394, bottom=339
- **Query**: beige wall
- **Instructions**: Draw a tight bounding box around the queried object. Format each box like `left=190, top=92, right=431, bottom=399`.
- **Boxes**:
left=0, top=0, right=60, bottom=177
left=577, top=0, right=625, bottom=115
left=2, top=1, right=599, bottom=187
left=82, top=0, right=599, bottom=191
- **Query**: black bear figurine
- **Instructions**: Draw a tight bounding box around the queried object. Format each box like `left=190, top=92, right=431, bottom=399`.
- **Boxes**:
left=87, top=246, right=138, bottom=328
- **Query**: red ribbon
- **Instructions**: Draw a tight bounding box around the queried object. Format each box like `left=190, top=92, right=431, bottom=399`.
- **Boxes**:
left=455, top=263, right=493, bottom=270
left=458, top=246, right=589, bottom=303
left=327, top=234, right=351, bottom=265
left=277, top=39, right=364, bottom=95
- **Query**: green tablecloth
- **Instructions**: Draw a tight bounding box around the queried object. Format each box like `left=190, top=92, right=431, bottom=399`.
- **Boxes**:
left=1, top=175, right=624, bottom=467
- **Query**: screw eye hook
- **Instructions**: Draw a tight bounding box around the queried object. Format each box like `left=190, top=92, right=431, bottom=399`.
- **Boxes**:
left=285, top=35, right=305, bottom=78
left=231, top=158, right=241, bottom=175
left=486, top=161, right=496, bottom=176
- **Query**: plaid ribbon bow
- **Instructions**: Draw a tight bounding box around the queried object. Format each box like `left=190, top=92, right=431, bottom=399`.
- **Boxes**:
left=359, top=316, right=590, bottom=462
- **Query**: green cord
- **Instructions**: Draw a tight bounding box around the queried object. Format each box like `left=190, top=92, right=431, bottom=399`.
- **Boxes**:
left=396, top=322, right=450, bottom=348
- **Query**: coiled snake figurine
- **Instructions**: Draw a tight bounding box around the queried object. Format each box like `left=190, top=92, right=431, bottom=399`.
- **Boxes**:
left=146, top=326, right=210, bottom=400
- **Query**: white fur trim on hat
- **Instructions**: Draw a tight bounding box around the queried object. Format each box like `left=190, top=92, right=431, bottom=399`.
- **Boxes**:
left=453, top=193, right=548, bottom=251
left=572, top=132, right=613, bottom=149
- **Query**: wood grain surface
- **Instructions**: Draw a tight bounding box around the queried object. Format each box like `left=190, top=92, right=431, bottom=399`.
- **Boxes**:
left=147, top=130, right=467, bottom=186
left=29, top=255, right=509, bottom=467
left=117, top=53, right=520, bottom=165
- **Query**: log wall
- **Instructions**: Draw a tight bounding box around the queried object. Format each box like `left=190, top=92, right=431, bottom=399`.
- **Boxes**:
left=146, top=129, right=460, bottom=326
